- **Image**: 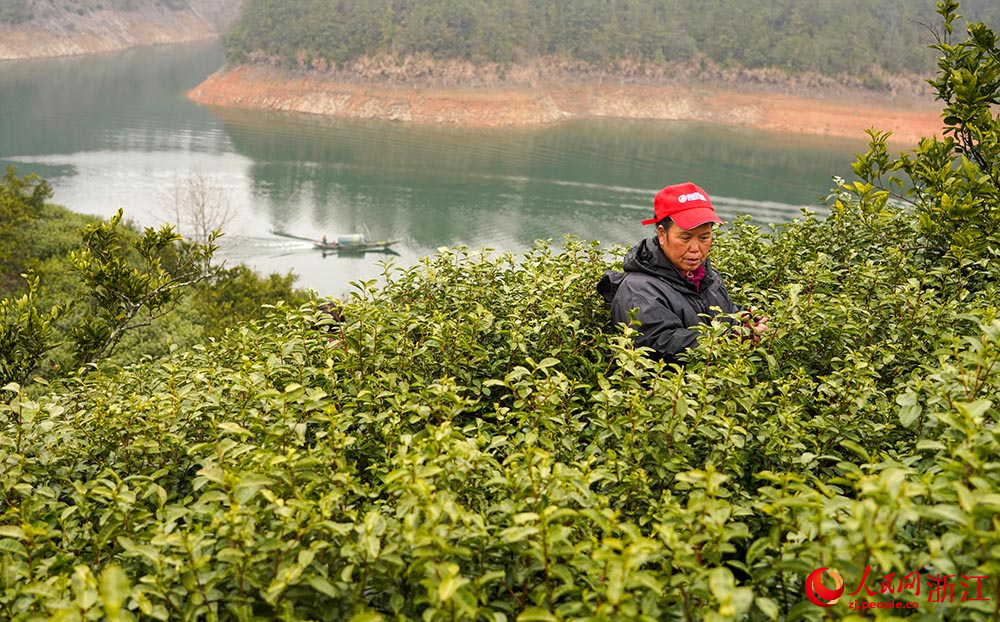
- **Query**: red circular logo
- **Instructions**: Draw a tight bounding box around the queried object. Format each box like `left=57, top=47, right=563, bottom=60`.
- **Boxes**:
left=805, top=567, right=845, bottom=607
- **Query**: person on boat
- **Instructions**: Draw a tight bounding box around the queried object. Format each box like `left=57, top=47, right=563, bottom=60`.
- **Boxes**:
left=322, top=234, right=328, bottom=245
left=598, top=181, right=768, bottom=364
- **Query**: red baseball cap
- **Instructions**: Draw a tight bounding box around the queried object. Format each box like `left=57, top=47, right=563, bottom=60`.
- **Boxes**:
left=642, top=182, right=724, bottom=230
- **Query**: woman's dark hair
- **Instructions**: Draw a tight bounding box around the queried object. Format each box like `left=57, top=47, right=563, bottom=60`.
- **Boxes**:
left=656, top=216, right=673, bottom=232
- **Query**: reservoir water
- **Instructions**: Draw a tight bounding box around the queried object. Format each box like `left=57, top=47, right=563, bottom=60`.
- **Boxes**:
left=1, top=41, right=868, bottom=297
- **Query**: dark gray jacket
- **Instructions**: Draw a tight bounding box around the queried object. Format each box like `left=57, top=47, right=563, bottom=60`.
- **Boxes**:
left=598, top=237, right=741, bottom=363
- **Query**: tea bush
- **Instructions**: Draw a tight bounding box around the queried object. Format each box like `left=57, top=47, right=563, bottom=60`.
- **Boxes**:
left=2, top=203, right=999, bottom=620
left=0, top=169, right=310, bottom=384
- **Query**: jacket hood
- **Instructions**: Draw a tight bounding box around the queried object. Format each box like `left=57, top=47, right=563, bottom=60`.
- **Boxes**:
left=623, top=236, right=711, bottom=290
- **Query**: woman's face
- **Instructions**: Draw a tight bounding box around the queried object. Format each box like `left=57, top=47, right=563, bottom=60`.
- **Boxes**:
left=657, top=221, right=714, bottom=274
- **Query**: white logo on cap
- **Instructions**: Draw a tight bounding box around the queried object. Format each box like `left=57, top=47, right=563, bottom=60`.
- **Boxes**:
left=677, top=192, right=707, bottom=203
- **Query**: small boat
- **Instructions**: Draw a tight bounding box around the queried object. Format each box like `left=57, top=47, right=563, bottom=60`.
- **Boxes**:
left=273, top=230, right=399, bottom=253
left=314, top=235, right=399, bottom=252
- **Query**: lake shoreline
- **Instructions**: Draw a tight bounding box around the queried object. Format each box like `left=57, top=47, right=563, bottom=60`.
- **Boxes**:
left=189, top=64, right=944, bottom=146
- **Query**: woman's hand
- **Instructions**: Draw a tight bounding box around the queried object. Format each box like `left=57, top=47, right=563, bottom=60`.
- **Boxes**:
left=738, top=306, right=770, bottom=344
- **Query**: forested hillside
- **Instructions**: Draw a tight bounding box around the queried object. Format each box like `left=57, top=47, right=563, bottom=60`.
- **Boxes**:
left=225, top=0, right=1000, bottom=86
left=0, top=0, right=231, bottom=25
left=0, top=0, right=241, bottom=59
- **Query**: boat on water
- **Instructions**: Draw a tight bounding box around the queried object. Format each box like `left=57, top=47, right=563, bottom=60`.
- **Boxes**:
left=272, top=230, right=399, bottom=253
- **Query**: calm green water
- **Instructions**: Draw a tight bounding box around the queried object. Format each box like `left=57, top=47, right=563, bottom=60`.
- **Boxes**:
left=1, top=41, right=868, bottom=296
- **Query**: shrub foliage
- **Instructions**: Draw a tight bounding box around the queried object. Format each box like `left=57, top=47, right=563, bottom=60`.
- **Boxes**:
left=0, top=169, right=309, bottom=385
left=1, top=215, right=999, bottom=621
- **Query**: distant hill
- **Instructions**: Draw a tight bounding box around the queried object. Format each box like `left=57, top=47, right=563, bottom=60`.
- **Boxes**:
left=222, top=0, right=1000, bottom=93
left=0, top=0, right=242, bottom=59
